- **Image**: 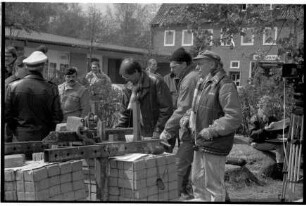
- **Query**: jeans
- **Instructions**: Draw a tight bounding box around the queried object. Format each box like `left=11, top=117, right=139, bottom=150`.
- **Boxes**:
left=191, top=151, right=226, bottom=201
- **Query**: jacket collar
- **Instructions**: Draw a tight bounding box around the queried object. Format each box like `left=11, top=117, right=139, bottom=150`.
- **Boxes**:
left=24, top=72, right=45, bottom=81
left=204, top=69, right=226, bottom=85
left=178, top=64, right=194, bottom=80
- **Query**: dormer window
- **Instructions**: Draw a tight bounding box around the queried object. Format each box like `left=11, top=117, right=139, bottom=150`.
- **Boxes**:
left=263, top=27, right=277, bottom=45
left=164, top=30, right=175, bottom=46
left=241, top=4, right=249, bottom=11
left=182, top=30, right=193, bottom=46
left=241, top=28, right=254, bottom=46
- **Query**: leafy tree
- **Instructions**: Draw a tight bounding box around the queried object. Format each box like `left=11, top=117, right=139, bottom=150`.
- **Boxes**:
left=47, top=4, right=87, bottom=38
left=5, top=2, right=67, bottom=44
left=165, top=4, right=303, bottom=135
left=99, top=3, right=160, bottom=49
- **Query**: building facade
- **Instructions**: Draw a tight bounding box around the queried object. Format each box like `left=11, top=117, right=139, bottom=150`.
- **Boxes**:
left=150, top=4, right=304, bottom=86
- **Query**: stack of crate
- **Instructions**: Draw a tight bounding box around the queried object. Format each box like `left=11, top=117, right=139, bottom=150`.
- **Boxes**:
left=82, top=158, right=98, bottom=201
left=4, top=169, right=17, bottom=200
left=4, top=160, right=87, bottom=201
left=108, top=153, right=178, bottom=201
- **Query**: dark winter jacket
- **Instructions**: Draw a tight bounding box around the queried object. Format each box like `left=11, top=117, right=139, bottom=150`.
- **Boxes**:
left=5, top=73, right=63, bottom=141
left=115, top=71, right=173, bottom=137
left=192, top=71, right=242, bottom=156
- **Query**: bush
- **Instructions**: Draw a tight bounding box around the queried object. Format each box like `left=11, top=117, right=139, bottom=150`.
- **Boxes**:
left=237, top=64, right=295, bottom=136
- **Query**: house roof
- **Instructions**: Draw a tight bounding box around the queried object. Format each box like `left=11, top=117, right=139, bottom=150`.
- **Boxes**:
left=150, top=4, right=190, bottom=27
left=151, top=4, right=304, bottom=27
left=5, top=28, right=148, bottom=55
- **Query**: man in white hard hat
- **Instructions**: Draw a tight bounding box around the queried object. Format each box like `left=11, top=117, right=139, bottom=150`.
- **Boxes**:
left=5, top=51, right=63, bottom=142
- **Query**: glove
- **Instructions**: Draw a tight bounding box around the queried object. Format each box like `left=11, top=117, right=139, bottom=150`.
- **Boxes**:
left=160, top=130, right=171, bottom=141
left=198, top=128, right=213, bottom=141
left=152, top=131, right=161, bottom=139
left=179, top=116, right=189, bottom=129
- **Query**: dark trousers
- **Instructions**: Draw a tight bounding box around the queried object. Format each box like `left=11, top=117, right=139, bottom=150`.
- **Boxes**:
left=176, top=140, right=194, bottom=195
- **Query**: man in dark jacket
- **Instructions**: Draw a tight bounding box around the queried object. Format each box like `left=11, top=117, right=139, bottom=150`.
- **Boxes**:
left=114, top=58, right=173, bottom=139
left=5, top=51, right=63, bottom=142
left=160, top=47, right=200, bottom=200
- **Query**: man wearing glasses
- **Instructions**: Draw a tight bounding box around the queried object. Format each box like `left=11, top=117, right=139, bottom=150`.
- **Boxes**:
left=114, top=57, right=173, bottom=139
left=159, top=47, right=200, bottom=200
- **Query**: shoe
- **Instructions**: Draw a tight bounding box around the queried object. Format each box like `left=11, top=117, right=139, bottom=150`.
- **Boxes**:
left=178, top=193, right=193, bottom=201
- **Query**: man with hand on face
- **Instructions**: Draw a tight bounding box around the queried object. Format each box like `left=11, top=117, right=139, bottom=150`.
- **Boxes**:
left=181, top=50, right=242, bottom=202
left=114, top=58, right=173, bottom=139
left=145, top=58, right=162, bottom=78
left=159, top=47, right=200, bottom=200
left=58, top=67, right=90, bottom=122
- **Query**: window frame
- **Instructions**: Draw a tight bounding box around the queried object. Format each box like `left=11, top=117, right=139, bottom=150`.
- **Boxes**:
left=230, top=60, right=240, bottom=69
left=241, top=28, right=254, bottom=46
left=164, top=30, right=176, bottom=46
left=229, top=71, right=241, bottom=86
left=263, top=27, right=278, bottom=45
left=220, top=28, right=234, bottom=47
left=181, top=29, right=194, bottom=46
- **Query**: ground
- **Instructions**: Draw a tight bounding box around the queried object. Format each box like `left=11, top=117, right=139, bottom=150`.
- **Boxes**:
left=173, top=135, right=304, bottom=203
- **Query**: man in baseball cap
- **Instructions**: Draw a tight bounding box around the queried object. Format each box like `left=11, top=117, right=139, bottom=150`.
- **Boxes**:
left=182, top=50, right=242, bottom=202
left=5, top=50, right=63, bottom=142
left=193, top=50, right=222, bottom=77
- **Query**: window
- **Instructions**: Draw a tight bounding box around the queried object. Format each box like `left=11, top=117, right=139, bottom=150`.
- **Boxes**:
left=204, top=29, right=213, bottom=46
left=164, top=30, right=175, bottom=46
left=230, top=61, right=240, bottom=69
left=229, top=71, right=240, bottom=86
left=263, top=27, right=277, bottom=45
left=263, top=4, right=273, bottom=10
left=241, top=28, right=254, bottom=45
left=241, top=4, right=249, bottom=11
left=249, top=61, right=257, bottom=78
left=220, top=28, right=234, bottom=46
left=182, top=30, right=193, bottom=46
left=47, top=62, right=57, bottom=80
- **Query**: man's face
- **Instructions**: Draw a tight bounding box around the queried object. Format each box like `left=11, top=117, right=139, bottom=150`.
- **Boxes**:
left=149, top=61, right=157, bottom=73
left=195, top=58, right=214, bottom=77
left=5, top=52, right=15, bottom=67
left=169, top=61, right=186, bottom=77
left=121, top=71, right=140, bottom=85
left=91, top=63, right=99, bottom=74
left=65, top=73, right=77, bottom=87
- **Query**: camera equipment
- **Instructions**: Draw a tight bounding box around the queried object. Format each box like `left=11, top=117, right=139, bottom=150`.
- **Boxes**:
left=280, top=62, right=304, bottom=202
left=282, top=63, right=304, bottom=114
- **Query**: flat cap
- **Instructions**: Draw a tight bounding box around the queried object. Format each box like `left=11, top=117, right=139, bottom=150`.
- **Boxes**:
left=23, top=51, right=48, bottom=66
left=193, top=50, right=221, bottom=61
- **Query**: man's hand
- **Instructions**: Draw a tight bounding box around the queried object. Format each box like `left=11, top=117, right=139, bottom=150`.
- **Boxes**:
left=198, top=128, right=213, bottom=141
left=152, top=131, right=161, bottom=139
left=160, top=130, right=171, bottom=141
left=180, top=116, right=189, bottom=129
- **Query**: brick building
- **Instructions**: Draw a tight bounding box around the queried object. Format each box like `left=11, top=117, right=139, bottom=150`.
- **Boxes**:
left=150, top=4, right=304, bottom=86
